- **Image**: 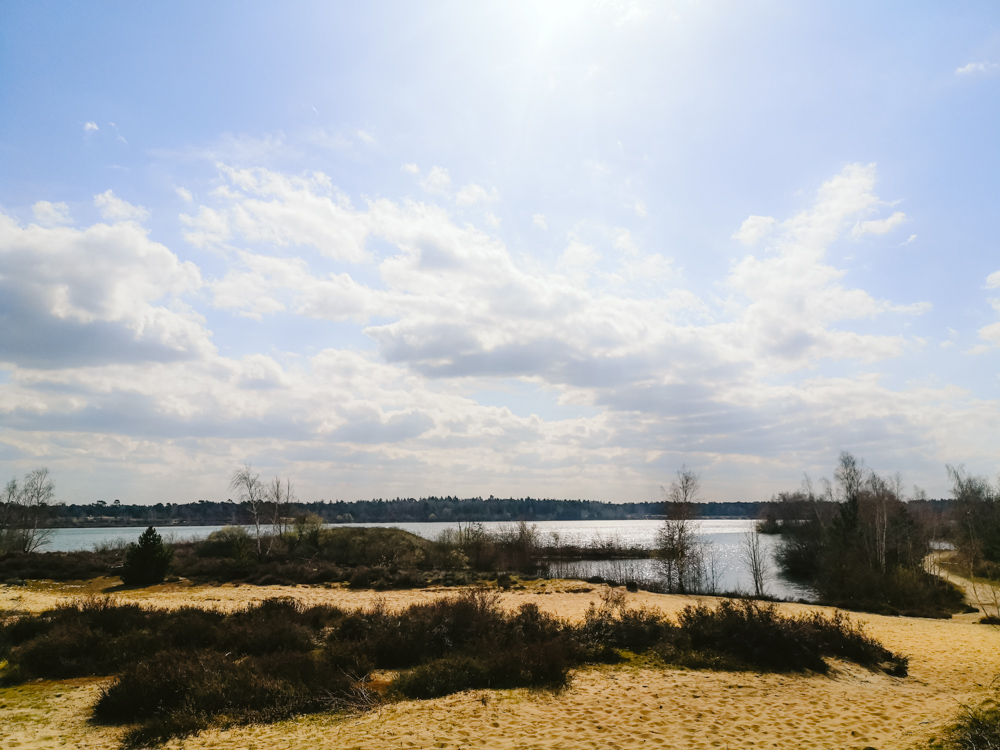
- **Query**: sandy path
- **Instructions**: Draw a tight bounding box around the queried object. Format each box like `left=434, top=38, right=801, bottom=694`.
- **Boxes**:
left=3, top=579, right=1000, bottom=750
left=927, top=552, right=1000, bottom=619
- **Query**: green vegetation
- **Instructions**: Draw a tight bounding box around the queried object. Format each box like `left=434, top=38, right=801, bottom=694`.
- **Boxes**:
left=120, top=527, right=172, bottom=585
left=770, top=453, right=965, bottom=618
left=948, top=465, right=1000, bottom=581
left=928, top=693, right=1000, bottom=750
left=0, top=591, right=906, bottom=747
left=0, top=520, right=652, bottom=589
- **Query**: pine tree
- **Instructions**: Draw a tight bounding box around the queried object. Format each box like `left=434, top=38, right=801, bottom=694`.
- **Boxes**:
left=121, top=526, right=172, bottom=585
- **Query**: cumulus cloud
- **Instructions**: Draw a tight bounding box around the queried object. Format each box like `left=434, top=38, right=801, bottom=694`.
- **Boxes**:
left=532, top=213, right=548, bottom=230
left=0, top=209, right=208, bottom=368
left=421, top=165, right=451, bottom=192
left=83, top=121, right=99, bottom=132
left=979, top=295, right=1000, bottom=347
left=401, top=163, right=419, bottom=174
left=733, top=215, right=776, bottom=245
left=94, top=190, right=151, bottom=222
left=175, top=187, right=193, bottom=203
left=557, top=238, right=600, bottom=282
left=634, top=200, right=647, bottom=217
left=180, top=206, right=231, bottom=248
left=356, top=129, right=376, bottom=145
left=980, top=323, right=1000, bottom=345
left=32, top=201, right=72, bottom=227
left=190, top=161, right=918, bottom=389
left=202, top=166, right=369, bottom=261
left=986, top=270, right=1000, bottom=289
left=724, top=163, right=926, bottom=368
left=455, top=183, right=498, bottom=206
left=849, top=210, right=906, bottom=240
left=4, top=161, right=982, bottom=504
left=211, top=250, right=383, bottom=322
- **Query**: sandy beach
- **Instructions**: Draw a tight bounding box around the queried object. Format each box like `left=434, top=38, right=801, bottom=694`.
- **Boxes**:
left=2, top=578, right=998, bottom=750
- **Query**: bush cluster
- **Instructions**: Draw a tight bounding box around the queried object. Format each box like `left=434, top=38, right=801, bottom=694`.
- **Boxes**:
left=0, top=591, right=907, bottom=747
left=772, top=452, right=967, bottom=618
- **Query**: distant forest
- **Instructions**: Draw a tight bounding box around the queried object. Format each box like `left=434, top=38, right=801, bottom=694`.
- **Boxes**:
left=41, top=496, right=956, bottom=528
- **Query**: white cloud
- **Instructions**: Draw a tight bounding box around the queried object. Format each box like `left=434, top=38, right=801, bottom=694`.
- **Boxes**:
left=6, top=161, right=987, bottom=503
left=32, top=201, right=72, bottom=227
left=83, top=121, right=99, bottom=132
left=94, top=190, right=151, bottom=222
left=356, top=129, right=376, bottom=145
left=634, top=200, right=647, bottom=217
left=211, top=250, right=385, bottom=322
left=979, top=323, right=1000, bottom=345
left=455, top=183, right=498, bottom=206
left=0, top=209, right=208, bottom=364
left=108, top=122, right=127, bottom=144
left=986, top=270, right=1000, bottom=289
left=421, top=166, right=451, bottom=192
left=733, top=215, right=776, bottom=245
left=724, top=163, right=926, bottom=367
left=532, top=213, right=548, bottom=230
left=956, top=61, right=998, bottom=75
left=613, top=229, right=638, bottom=256
left=849, top=210, right=906, bottom=240
left=484, top=211, right=501, bottom=229
left=557, top=238, right=600, bottom=283
left=401, top=163, right=419, bottom=174
left=175, top=187, right=193, bottom=203
left=180, top=206, right=231, bottom=248
left=206, top=166, right=369, bottom=262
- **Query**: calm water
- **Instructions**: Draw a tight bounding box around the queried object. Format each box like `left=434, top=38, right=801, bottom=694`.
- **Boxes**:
left=44, top=519, right=814, bottom=601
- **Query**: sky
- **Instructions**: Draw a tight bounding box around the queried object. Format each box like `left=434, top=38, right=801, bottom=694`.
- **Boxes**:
left=1, top=1, right=999, bottom=505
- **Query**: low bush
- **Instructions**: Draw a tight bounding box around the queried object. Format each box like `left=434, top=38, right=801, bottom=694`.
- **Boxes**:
left=930, top=695, right=1000, bottom=750
left=95, top=649, right=359, bottom=748
left=671, top=599, right=906, bottom=675
left=0, top=549, right=117, bottom=581
left=0, top=592, right=908, bottom=747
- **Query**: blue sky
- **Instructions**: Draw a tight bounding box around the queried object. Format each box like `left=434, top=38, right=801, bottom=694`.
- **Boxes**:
left=1, top=1, right=999, bottom=504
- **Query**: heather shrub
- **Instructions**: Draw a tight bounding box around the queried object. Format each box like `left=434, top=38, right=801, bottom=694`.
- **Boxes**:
left=0, top=592, right=909, bottom=746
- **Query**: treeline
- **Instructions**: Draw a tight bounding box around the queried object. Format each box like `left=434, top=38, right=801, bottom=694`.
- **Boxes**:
left=38, top=497, right=792, bottom=527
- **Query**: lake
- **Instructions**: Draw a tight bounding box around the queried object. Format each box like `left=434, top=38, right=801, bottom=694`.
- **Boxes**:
left=42, top=518, right=815, bottom=601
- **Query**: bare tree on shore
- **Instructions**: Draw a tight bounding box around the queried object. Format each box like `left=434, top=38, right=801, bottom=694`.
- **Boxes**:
left=0, top=468, right=55, bottom=554
left=742, top=527, right=768, bottom=597
left=656, top=466, right=709, bottom=594
left=230, top=464, right=267, bottom=559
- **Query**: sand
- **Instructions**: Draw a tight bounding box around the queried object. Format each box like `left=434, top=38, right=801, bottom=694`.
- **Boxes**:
left=3, top=578, right=999, bottom=750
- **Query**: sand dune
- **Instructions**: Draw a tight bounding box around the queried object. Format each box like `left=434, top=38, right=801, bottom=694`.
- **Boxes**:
left=2, top=579, right=999, bottom=749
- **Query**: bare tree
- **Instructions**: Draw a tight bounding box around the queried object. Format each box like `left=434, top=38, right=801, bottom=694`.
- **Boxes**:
left=866, top=472, right=891, bottom=574
left=0, top=468, right=55, bottom=553
left=742, top=527, right=768, bottom=597
left=230, top=464, right=267, bottom=559
left=656, top=466, right=707, bottom=594
left=266, top=475, right=295, bottom=544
